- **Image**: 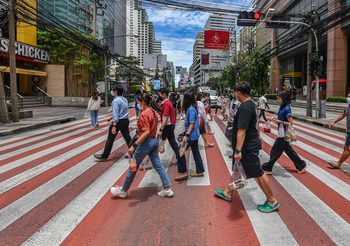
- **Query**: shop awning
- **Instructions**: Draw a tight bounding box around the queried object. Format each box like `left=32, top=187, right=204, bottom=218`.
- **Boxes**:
left=0, top=66, right=47, bottom=77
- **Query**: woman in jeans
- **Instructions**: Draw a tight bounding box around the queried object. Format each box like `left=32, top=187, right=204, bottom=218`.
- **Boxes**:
left=87, top=90, right=101, bottom=128
left=111, top=93, right=174, bottom=198
left=262, top=91, right=306, bottom=174
left=196, top=93, right=214, bottom=148
left=175, top=93, right=205, bottom=181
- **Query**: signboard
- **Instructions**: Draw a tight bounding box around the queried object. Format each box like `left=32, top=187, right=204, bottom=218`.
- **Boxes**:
left=204, top=30, right=230, bottom=50
left=0, top=38, right=50, bottom=63
left=201, top=54, right=209, bottom=65
left=154, top=80, right=161, bottom=90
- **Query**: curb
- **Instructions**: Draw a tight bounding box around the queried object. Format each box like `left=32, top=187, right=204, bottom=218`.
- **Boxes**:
left=0, top=116, right=76, bottom=137
left=267, top=110, right=346, bottom=133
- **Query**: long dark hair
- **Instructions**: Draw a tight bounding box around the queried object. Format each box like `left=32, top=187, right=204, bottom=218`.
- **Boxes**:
left=278, top=91, right=291, bottom=108
left=137, top=93, right=151, bottom=106
left=91, top=90, right=99, bottom=101
left=182, top=93, right=196, bottom=112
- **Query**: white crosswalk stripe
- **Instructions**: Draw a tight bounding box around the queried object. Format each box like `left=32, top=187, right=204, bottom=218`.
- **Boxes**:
left=187, top=137, right=210, bottom=186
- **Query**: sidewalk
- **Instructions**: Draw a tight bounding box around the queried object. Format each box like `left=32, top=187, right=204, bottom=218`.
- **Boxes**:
left=267, top=104, right=347, bottom=133
left=0, top=106, right=110, bottom=137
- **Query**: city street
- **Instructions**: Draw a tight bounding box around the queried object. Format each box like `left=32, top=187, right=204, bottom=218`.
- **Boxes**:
left=0, top=110, right=349, bottom=245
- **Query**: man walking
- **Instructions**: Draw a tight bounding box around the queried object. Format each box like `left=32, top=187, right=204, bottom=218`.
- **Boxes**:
left=258, top=94, right=270, bottom=122
left=94, top=86, right=132, bottom=161
left=158, top=88, right=186, bottom=168
left=214, top=82, right=280, bottom=213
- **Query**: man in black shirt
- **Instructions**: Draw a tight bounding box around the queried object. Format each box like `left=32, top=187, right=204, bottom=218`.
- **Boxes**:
left=214, top=82, right=280, bottom=213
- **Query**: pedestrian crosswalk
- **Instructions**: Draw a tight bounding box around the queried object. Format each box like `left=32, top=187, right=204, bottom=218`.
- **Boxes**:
left=0, top=112, right=350, bottom=245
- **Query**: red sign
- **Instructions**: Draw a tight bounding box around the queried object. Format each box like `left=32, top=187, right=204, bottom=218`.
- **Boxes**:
left=201, top=54, right=209, bottom=64
left=204, top=30, right=230, bottom=50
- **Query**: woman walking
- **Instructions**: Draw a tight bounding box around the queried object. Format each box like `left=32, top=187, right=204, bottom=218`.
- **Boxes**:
left=110, top=93, right=174, bottom=198
left=196, top=93, right=214, bottom=148
left=87, top=90, right=101, bottom=128
left=262, top=91, right=306, bottom=174
left=175, top=93, right=205, bottom=181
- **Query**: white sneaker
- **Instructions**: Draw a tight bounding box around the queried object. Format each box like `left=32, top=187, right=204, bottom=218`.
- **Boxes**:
left=110, top=186, right=128, bottom=198
left=297, top=166, right=307, bottom=174
left=157, top=188, right=174, bottom=198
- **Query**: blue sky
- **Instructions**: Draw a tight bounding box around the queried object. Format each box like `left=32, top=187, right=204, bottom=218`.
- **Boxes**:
left=145, top=0, right=252, bottom=79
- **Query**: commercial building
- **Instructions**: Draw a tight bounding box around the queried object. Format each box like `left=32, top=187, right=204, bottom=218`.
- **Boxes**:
left=254, top=0, right=350, bottom=97
left=152, top=40, right=162, bottom=54
left=239, top=27, right=256, bottom=54
left=126, top=0, right=139, bottom=58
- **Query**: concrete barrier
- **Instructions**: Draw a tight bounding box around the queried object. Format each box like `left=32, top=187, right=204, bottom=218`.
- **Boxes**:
left=52, top=97, right=90, bottom=107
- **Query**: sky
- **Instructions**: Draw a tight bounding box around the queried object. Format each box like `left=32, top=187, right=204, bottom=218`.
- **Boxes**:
left=145, top=0, right=252, bottom=83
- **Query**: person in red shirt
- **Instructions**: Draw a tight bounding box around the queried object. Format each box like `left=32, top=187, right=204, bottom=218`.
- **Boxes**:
left=110, top=93, right=174, bottom=198
left=158, top=88, right=187, bottom=171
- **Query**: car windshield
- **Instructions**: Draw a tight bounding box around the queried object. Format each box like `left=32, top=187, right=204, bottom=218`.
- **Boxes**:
left=206, top=90, right=217, bottom=96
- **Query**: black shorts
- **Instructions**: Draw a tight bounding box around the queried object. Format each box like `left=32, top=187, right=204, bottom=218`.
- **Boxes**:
left=236, top=149, right=264, bottom=179
left=199, top=121, right=206, bottom=134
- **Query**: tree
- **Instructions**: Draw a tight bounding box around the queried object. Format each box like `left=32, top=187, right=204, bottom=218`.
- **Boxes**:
left=115, top=56, right=144, bottom=88
left=238, top=48, right=270, bottom=96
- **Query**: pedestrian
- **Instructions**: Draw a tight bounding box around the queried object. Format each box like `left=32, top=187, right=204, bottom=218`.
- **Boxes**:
left=258, top=94, right=270, bottom=122
left=262, top=91, right=307, bottom=174
left=94, top=86, right=132, bottom=161
left=214, top=82, right=280, bottom=213
left=158, top=88, right=186, bottom=167
left=225, top=86, right=240, bottom=153
left=205, top=93, right=213, bottom=121
left=196, top=93, right=214, bottom=148
left=110, top=93, right=174, bottom=198
left=328, top=91, right=350, bottom=169
left=87, top=89, right=101, bottom=128
left=222, top=94, right=229, bottom=121
left=216, top=93, right=222, bottom=115
left=175, top=93, right=205, bottom=181
left=134, top=90, right=141, bottom=118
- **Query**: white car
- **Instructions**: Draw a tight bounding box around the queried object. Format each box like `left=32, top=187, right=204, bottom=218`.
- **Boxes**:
left=204, top=90, right=218, bottom=108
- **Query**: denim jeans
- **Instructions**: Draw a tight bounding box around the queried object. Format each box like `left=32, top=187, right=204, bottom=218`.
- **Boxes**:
left=122, top=137, right=171, bottom=191
left=187, top=139, right=205, bottom=174
left=90, top=110, right=98, bottom=127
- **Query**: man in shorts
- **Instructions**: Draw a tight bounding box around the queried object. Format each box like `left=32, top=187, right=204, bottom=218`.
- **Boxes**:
left=328, top=91, right=350, bottom=169
left=214, top=82, right=280, bottom=213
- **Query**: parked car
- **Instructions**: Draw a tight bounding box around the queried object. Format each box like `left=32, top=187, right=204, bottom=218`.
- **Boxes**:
left=204, top=90, right=218, bottom=108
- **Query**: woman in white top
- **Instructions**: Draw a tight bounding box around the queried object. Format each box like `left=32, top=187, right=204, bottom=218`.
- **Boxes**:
left=197, top=93, right=214, bottom=148
left=87, top=90, right=102, bottom=128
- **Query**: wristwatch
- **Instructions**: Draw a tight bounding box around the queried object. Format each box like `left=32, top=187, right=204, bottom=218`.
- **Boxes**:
left=234, top=148, right=241, bottom=154
left=132, top=143, right=139, bottom=148
left=185, top=133, right=190, bottom=137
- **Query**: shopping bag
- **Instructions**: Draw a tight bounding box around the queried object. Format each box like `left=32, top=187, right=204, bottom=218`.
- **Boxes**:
left=158, top=136, right=165, bottom=153
left=83, top=111, right=89, bottom=119
left=229, top=160, right=248, bottom=190
left=179, top=141, right=188, bottom=157
left=225, top=121, right=233, bottom=140
left=277, top=123, right=285, bottom=138
left=263, top=121, right=271, bottom=133
left=285, top=126, right=297, bottom=142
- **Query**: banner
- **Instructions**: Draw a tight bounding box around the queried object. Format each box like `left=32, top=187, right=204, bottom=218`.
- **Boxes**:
left=154, top=80, right=161, bottom=90
left=201, top=54, right=209, bottom=65
left=204, top=30, right=230, bottom=50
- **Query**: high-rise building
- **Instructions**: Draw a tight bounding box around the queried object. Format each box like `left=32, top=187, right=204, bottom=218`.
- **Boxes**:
left=114, top=0, right=127, bottom=56
left=126, top=0, right=139, bottom=58
left=152, top=40, right=162, bottom=54
left=204, top=14, right=237, bottom=57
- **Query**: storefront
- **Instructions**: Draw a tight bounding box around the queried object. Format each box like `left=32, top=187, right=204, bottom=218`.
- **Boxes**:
left=0, top=37, right=49, bottom=96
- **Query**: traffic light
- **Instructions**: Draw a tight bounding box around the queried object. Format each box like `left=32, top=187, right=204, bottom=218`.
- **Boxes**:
left=237, top=11, right=262, bottom=26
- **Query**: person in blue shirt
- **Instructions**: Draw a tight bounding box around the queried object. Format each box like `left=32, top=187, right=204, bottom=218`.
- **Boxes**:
left=176, top=93, right=205, bottom=181
left=134, top=90, right=141, bottom=118
left=94, top=86, right=132, bottom=161
left=262, top=91, right=306, bottom=174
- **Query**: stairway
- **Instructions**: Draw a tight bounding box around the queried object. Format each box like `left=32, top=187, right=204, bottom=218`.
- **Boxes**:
left=22, top=96, right=48, bottom=108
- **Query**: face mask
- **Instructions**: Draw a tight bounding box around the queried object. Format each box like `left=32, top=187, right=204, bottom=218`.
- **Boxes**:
left=139, top=105, right=144, bottom=111
left=347, top=98, right=350, bottom=104
left=201, top=98, right=206, bottom=102
left=110, top=91, right=115, bottom=97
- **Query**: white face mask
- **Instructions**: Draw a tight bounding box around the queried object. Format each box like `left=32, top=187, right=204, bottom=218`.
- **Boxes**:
left=201, top=98, right=206, bottom=102
left=139, top=105, right=144, bottom=111
left=110, top=91, right=115, bottom=97
left=347, top=98, right=350, bottom=104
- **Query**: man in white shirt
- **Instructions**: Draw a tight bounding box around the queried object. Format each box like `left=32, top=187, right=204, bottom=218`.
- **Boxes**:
left=258, top=94, right=270, bottom=122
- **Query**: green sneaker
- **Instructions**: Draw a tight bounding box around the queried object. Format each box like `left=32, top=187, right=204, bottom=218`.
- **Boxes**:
left=257, top=201, right=281, bottom=213
left=214, top=188, right=232, bottom=202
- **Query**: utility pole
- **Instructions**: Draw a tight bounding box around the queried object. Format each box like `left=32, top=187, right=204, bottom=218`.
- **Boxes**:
left=92, top=0, right=97, bottom=37
left=306, top=33, right=313, bottom=117
left=9, top=0, right=19, bottom=122
left=0, top=73, right=10, bottom=123
left=104, top=51, right=109, bottom=107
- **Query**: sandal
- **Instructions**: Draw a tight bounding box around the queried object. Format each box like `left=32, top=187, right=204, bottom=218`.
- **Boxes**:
left=257, top=200, right=281, bottom=213
left=327, top=161, right=341, bottom=169
left=205, top=143, right=214, bottom=148
left=175, top=174, right=188, bottom=181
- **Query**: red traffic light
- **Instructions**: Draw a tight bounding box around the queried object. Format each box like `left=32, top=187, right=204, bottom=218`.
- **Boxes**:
left=254, top=11, right=262, bottom=20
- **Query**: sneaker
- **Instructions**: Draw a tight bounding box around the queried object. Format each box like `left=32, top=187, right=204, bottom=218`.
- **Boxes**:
left=297, top=166, right=307, bottom=174
left=94, top=154, right=107, bottom=161
left=257, top=201, right=280, bottom=213
left=214, top=188, right=232, bottom=202
left=110, top=186, right=128, bottom=198
left=157, top=188, right=174, bottom=198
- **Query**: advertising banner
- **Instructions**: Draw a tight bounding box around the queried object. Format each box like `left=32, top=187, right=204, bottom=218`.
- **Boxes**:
left=154, top=80, right=161, bottom=90
left=204, top=30, right=230, bottom=50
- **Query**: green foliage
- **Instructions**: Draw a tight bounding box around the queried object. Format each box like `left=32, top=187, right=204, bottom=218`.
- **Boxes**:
left=326, top=96, right=346, bottom=103
left=265, top=94, right=277, bottom=100
left=115, top=56, right=144, bottom=87
left=238, top=48, right=270, bottom=96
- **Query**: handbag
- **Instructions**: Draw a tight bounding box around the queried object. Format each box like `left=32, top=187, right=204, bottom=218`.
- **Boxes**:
left=225, top=121, right=233, bottom=140
left=285, top=126, right=297, bottom=142
left=83, top=111, right=89, bottom=119
left=157, top=136, right=165, bottom=153
left=263, top=121, right=271, bottom=133
left=229, top=160, right=248, bottom=190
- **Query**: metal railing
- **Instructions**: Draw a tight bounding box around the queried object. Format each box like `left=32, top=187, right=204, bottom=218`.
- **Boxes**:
left=4, top=85, right=24, bottom=109
left=34, top=85, right=52, bottom=106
